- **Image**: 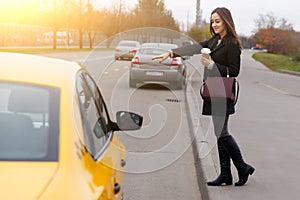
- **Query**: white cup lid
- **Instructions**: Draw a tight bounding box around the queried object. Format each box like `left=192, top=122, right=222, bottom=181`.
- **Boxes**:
left=201, top=48, right=211, bottom=54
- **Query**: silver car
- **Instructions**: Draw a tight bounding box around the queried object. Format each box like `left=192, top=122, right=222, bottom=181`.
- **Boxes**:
left=114, top=40, right=140, bottom=60
left=129, top=43, right=187, bottom=89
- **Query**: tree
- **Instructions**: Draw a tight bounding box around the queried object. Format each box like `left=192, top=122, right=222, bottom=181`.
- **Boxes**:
left=83, top=2, right=102, bottom=48
left=253, top=13, right=297, bottom=56
left=101, top=8, right=120, bottom=47
left=253, top=28, right=298, bottom=55
left=254, top=13, right=277, bottom=31
left=254, top=13, right=294, bottom=32
left=278, top=18, right=294, bottom=30
left=132, top=0, right=179, bottom=31
left=188, top=24, right=211, bottom=42
left=61, top=0, right=90, bottom=48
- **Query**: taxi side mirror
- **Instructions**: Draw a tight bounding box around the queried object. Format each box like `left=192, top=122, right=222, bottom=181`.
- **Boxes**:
left=116, top=111, right=143, bottom=131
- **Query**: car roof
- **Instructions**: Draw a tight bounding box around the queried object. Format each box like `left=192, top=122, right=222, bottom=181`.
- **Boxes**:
left=0, top=52, right=82, bottom=87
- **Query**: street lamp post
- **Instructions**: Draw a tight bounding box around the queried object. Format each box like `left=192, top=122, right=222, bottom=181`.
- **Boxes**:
left=196, top=0, right=201, bottom=27
left=79, top=0, right=83, bottom=49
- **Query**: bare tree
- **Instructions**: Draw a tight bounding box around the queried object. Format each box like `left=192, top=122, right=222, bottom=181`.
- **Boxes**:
left=254, top=13, right=277, bottom=30
left=278, top=18, right=294, bottom=30
left=133, top=0, right=179, bottom=31
left=254, top=12, right=294, bottom=31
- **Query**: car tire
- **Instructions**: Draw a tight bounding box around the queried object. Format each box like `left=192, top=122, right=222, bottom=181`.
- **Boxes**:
left=183, top=74, right=187, bottom=87
left=178, top=75, right=187, bottom=90
left=181, top=71, right=187, bottom=89
left=129, top=77, right=136, bottom=88
left=176, top=82, right=183, bottom=90
left=172, top=81, right=182, bottom=90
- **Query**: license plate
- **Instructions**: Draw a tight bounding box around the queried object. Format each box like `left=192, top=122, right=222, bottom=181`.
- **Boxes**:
left=146, top=71, right=163, bottom=76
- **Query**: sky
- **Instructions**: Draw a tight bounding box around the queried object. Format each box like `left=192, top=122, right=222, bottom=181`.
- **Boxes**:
left=97, top=0, right=300, bottom=36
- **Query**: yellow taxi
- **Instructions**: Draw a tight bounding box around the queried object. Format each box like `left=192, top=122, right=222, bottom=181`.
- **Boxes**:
left=0, top=52, right=143, bottom=199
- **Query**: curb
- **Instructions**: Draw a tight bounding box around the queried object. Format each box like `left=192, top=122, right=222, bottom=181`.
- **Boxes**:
left=185, top=81, right=210, bottom=200
left=185, top=75, right=227, bottom=200
left=275, top=69, right=300, bottom=77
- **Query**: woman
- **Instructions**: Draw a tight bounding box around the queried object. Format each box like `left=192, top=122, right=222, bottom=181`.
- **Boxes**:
left=153, top=7, right=254, bottom=186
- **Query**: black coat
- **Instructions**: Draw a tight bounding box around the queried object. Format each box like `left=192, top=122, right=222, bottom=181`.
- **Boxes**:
left=172, top=35, right=241, bottom=115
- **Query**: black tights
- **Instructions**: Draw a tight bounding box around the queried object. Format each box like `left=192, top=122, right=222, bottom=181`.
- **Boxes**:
left=212, top=115, right=230, bottom=138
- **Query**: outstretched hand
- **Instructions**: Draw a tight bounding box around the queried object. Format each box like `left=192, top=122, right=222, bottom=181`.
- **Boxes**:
left=152, top=52, right=171, bottom=63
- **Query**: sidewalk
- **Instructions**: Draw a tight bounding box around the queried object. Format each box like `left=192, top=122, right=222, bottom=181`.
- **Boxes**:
left=185, top=50, right=300, bottom=200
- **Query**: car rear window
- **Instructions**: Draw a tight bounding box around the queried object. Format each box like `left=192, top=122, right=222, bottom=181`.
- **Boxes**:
left=139, top=48, right=168, bottom=55
left=0, top=81, right=59, bottom=162
left=141, top=43, right=177, bottom=51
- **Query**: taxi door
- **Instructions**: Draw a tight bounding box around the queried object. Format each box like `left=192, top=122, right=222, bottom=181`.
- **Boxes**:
left=76, top=71, right=125, bottom=200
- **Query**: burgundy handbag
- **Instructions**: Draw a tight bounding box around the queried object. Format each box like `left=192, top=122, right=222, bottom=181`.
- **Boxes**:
left=200, top=71, right=239, bottom=105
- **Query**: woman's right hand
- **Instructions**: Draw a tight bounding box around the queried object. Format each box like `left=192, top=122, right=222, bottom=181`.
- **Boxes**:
left=152, top=52, right=171, bottom=63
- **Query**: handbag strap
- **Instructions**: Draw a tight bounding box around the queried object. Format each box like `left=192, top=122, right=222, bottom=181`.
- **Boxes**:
left=227, top=67, right=240, bottom=105
left=233, top=79, right=239, bottom=105
left=226, top=67, right=229, bottom=78
left=200, top=82, right=205, bottom=99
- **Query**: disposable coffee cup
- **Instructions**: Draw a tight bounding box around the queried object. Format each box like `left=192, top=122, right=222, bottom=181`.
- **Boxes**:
left=201, top=48, right=211, bottom=59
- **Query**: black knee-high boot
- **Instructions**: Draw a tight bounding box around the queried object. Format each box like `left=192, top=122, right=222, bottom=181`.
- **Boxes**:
left=221, top=135, right=255, bottom=186
left=207, top=138, right=232, bottom=186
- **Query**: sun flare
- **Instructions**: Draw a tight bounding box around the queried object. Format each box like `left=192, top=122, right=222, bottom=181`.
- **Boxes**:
left=0, top=0, right=51, bottom=24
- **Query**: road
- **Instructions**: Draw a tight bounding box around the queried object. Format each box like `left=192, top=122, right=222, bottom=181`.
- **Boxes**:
left=44, top=50, right=202, bottom=200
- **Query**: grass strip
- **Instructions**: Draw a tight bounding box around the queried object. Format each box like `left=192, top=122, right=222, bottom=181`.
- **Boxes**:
left=252, top=52, right=300, bottom=72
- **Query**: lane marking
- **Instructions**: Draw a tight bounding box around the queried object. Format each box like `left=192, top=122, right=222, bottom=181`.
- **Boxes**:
left=258, top=82, right=289, bottom=95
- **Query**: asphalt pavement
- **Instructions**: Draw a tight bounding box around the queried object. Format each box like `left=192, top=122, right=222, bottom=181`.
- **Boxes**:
left=185, top=50, right=300, bottom=200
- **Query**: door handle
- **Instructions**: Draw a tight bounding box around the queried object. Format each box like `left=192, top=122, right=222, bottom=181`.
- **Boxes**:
left=121, top=159, right=126, bottom=167
left=114, top=183, right=121, bottom=195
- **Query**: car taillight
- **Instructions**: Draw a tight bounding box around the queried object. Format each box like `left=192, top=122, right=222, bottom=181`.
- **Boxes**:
left=131, top=56, right=139, bottom=64
left=132, top=49, right=137, bottom=53
left=171, top=58, right=181, bottom=66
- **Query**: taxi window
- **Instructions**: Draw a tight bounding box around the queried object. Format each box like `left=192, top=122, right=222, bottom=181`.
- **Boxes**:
left=84, top=73, right=109, bottom=131
left=0, top=81, right=59, bottom=161
left=76, top=72, right=109, bottom=159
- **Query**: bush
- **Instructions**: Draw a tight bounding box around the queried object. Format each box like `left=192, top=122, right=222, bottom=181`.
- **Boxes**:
left=253, top=28, right=300, bottom=56
left=293, top=55, right=300, bottom=62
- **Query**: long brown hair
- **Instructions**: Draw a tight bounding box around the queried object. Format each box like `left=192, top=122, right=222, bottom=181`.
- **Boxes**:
left=210, top=7, right=242, bottom=49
